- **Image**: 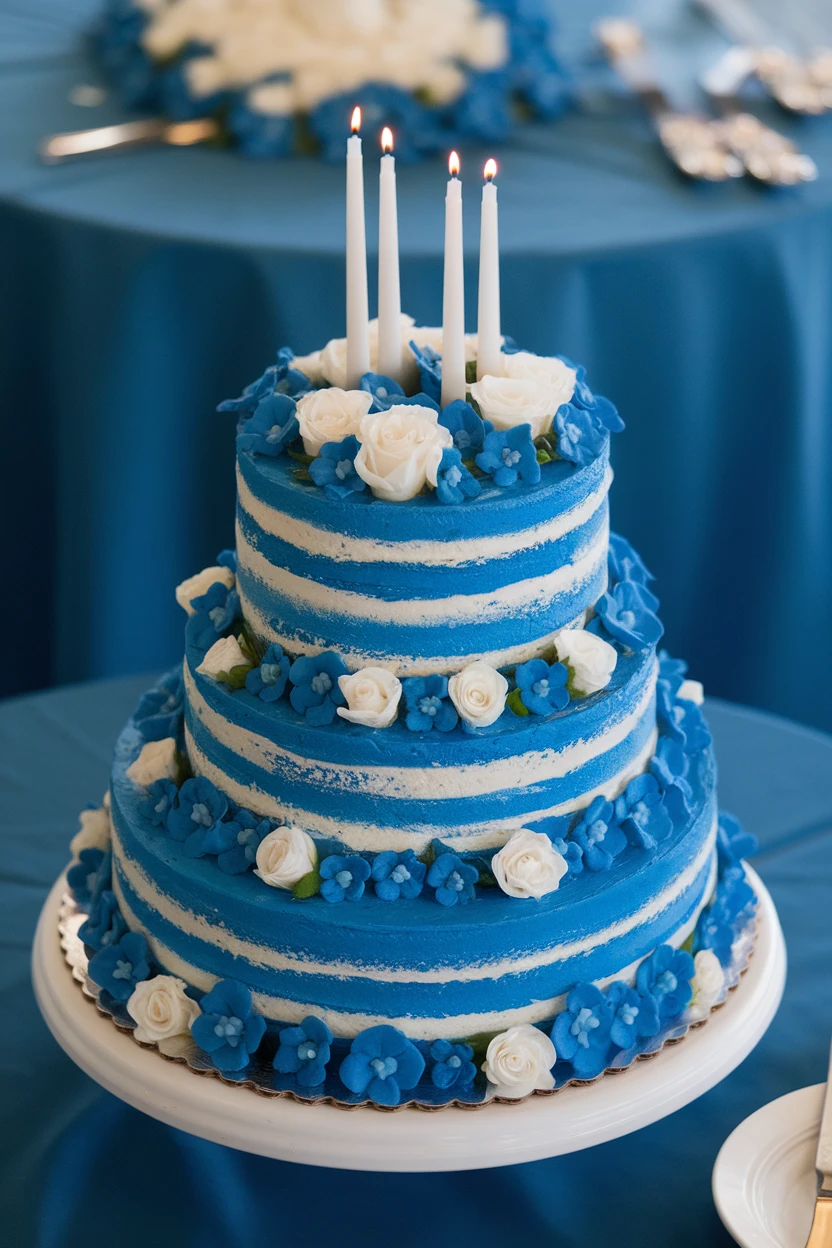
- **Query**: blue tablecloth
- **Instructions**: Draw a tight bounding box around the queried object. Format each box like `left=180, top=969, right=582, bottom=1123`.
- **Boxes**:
left=2, top=676, right=832, bottom=1247
left=3, top=0, right=832, bottom=733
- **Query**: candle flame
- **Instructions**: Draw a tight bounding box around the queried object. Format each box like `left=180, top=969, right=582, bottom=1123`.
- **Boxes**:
left=381, top=126, right=393, bottom=152
left=351, top=106, right=361, bottom=133
left=448, top=150, right=460, bottom=177
left=484, top=158, right=497, bottom=181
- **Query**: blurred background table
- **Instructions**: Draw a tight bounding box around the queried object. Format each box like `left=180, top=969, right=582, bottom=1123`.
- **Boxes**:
left=3, top=675, right=832, bottom=1246
left=2, top=0, right=832, bottom=730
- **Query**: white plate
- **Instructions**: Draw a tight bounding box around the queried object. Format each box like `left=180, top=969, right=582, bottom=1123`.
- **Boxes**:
left=713, top=1084, right=825, bottom=1248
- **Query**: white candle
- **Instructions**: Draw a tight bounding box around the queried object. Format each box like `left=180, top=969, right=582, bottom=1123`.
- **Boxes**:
left=346, top=106, right=370, bottom=388
left=441, top=151, right=466, bottom=407
left=377, top=126, right=402, bottom=381
left=477, top=158, right=502, bottom=381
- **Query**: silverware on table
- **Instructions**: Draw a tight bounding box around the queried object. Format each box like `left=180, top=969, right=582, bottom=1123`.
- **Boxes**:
left=806, top=1042, right=832, bottom=1247
left=39, top=116, right=220, bottom=164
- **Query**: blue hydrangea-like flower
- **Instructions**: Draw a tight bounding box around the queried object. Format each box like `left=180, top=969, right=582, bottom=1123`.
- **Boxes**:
left=360, top=372, right=406, bottom=411
left=87, top=931, right=151, bottom=1003
left=595, top=580, right=664, bottom=651
left=339, top=1024, right=426, bottom=1106
left=139, top=778, right=179, bottom=828
left=167, top=777, right=228, bottom=847
left=310, top=84, right=441, bottom=164
left=608, top=533, right=655, bottom=591
left=134, top=671, right=184, bottom=742
left=659, top=696, right=712, bottom=755
left=309, top=435, right=367, bottom=501
left=649, top=736, right=694, bottom=823
left=408, top=341, right=442, bottom=404
left=319, top=854, right=371, bottom=903
left=216, top=548, right=237, bottom=573
left=658, top=649, right=688, bottom=696
left=716, top=812, right=758, bottom=870
left=371, top=849, right=427, bottom=901
left=514, top=657, right=570, bottom=715
left=227, top=99, right=295, bottom=159
left=188, top=581, right=241, bottom=651
left=434, top=447, right=481, bottom=505
left=245, top=643, right=290, bottom=703
left=694, top=909, right=736, bottom=966
left=289, top=652, right=348, bottom=726
left=614, top=773, right=672, bottom=851
left=67, top=848, right=111, bottom=908
left=475, top=424, right=541, bottom=488
left=636, top=945, right=695, bottom=1020
left=696, top=867, right=756, bottom=966
left=190, top=979, right=266, bottom=1073
left=427, top=853, right=478, bottom=907
left=439, top=400, right=492, bottom=456
left=79, top=890, right=127, bottom=953
left=552, top=836, right=584, bottom=875
left=429, top=1039, right=476, bottom=1090
left=219, top=351, right=309, bottom=417
left=217, top=810, right=272, bottom=875
left=401, top=674, right=458, bottom=733
left=554, top=404, right=607, bottom=467
left=552, top=983, right=614, bottom=1079
left=568, top=797, right=627, bottom=872
left=237, top=393, right=299, bottom=457
left=273, top=1016, right=333, bottom=1087
left=605, top=981, right=661, bottom=1051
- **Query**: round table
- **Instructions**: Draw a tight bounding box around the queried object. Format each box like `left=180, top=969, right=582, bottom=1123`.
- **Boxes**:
left=2, top=676, right=832, bottom=1246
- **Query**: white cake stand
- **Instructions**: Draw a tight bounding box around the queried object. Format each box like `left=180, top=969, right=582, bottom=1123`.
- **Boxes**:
left=32, top=865, right=786, bottom=1173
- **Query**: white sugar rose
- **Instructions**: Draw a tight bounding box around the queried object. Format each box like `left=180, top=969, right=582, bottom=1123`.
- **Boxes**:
left=127, top=975, right=202, bottom=1044
left=126, top=738, right=178, bottom=787
left=678, top=679, right=705, bottom=705
left=291, top=349, right=326, bottom=385
left=255, top=825, right=317, bottom=889
left=354, top=406, right=452, bottom=502
left=175, top=565, right=235, bottom=615
left=469, top=374, right=558, bottom=440
left=295, top=387, right=373, bottom=456
left=337, top=667, right=402, bottom=728
left=482, top=1024, right=557, bottom=1098
left=196, top=634, right=248, bottom=679
left=503, top=352, right=577, bottom=411
left=318, top=317, right=416, bottom=388
left=448, top=661, right=508, bottom=729
left=688, top=949, right=725, bottom=1021
left=555, top=628, right=618, bottom=696
left=491, top=829, right=568, bottom=900
left=70, top=804, right=111, bottom=858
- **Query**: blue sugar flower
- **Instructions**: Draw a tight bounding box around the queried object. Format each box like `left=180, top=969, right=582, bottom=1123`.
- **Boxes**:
left=568, top=797, right=627, bottom=872
left=659, top=696, right=712, bottom=755
left=273, top=1016, right=333, bottom=1088
left=139, top=778, right=179, bottom=829
left=87, top=931, right=151, bottom=1003
left=218, top=363, right=279, bottom=417
left=236, top=393, right=299, bottom=458
left=595, top=580, right=664, bottom=651
left=216, top=548, right=237, bottom=573
left=427, top=853, right=478, bottom=907
left=188, top=581, right=241, bottom=650
left=715, top=864, right=757, bottom=924
left=554, top=404, right=607, bottom=467
left=649, top=737, right=694, bottom=823
left=190, top=979, right=266, bottom=1073
left=309, top=436, right=367, bottom=501
left=438, top=400, right=492, bottom=456
left=408, top=341, right=442, bottom=404
left=514, top=658, right=570, bottom=715
left=658, top=650, right=688, bottom=697
left=360, top=372, right=406, bottom=411
left=288, top=652, right=348, bottom=726
left=167, top=777, right=228, bottom=846
left=79, top=889, right=127, bottom=953
left=339, top=1024, right=426, bottom=1106
left=217, top=811, right=271, bottom=875
left=434, top=447, right=481, bottom=505
left=134, top=671, right=184, bottom=741
left=401, top=674, right=458, bottom=733
left=451, top=70, right=513, bottom=142
left=67, top=848, right=111, bottom=908
left=608, top=533, right=655, bottom=592
left=371, top=849, right=427, bottom=901
left=716, top=812, right=758, bottom=870
left=605, top=981, right=661, bottom=1051
left=552, top=836, right=584, bottom=875
left=475, top=425, right=541, bottom=488
left=614, top=773, right=672, bottom=851
left=310, top=84, right=441, bottom=164
left=636, top=945, right=695, bottom=1020
left=319, top=854, right=371, bottom=903
left=694, top=909, right=736, bottom=967
left=429, top=1039, right=476, bottom=1090
left=245, top=643, right=290, bottom=703
left=552, top=983, right=614, bottom=1079
left=227, top=99, right=295, bottom=160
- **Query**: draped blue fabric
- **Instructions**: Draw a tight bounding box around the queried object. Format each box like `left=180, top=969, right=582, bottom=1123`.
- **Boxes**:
left=2, top=676, right=832, bottom=1246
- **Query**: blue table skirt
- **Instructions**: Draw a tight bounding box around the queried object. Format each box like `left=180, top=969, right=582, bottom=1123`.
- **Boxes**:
left=2, top=675, right=832, bottom=1247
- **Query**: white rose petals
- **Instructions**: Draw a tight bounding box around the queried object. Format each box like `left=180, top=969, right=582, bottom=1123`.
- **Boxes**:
left=127, top=975, right=202, bottom=1044
left=555, top=628, right=618, bottom=696
left=448, top=661, right=508, bottom=729
left=482, top=1024, right=557, bottom=1098
left=126, top=738, right=178, bottom=788
left=255, top=824, right=317, bottom=889
left=175, top=565, right=235, bottom=616
left=491, top=829, right=568, bottom=900
left=354, top=405, right=452, bottom=502
left=338, top=667, right=403, bottom=728
left=295, top=387, right=373, bottom=456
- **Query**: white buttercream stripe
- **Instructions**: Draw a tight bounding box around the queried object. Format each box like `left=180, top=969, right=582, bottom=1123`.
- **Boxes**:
left=237, top=463, right=613, bottom=567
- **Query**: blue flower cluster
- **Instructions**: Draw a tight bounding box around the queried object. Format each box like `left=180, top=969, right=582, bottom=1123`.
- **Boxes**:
left=656, top=650, right=712, bottom=755
left=187, top=581, right=241, bottom=652
left=695, top=813, right=758, bottom=965
left=592, top=533, right=663, bottom=652
left=134, top=671, right=184, bottom=742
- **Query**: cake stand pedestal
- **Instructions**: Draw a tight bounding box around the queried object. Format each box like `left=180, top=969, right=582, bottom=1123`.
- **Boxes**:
left=32, top=866, right=786, bottom=1173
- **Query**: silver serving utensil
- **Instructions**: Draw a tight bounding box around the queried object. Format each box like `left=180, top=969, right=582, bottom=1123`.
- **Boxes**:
left=597, top=19, right=743, bottom=182
left=805, top=1042, right=832, bottom=1248
left=39, top=116, right=220, bottom=164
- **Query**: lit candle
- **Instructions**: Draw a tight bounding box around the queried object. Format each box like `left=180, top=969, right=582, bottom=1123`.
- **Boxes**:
left=377, top=126, right=402, bottom=381
left=477, top=158, right=502, bottom=381
left=346, top=106, right=370, bottom=388
left=441, top=150, right=465, bottom=407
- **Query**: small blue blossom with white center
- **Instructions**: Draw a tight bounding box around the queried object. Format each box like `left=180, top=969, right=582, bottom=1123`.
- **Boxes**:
left=438, top=400, right=492, bottom=455
left=134, top=671, right=184, bottom=742
left=236, top=393, right=299, bottom=458
left=401, top=674, right=458, bottom=733
left=79, top=889, right=127, bottom=953
left=245, top=643, right=290, bottom=703
left=552, top=983, right=614, bottom=1079
left=190, top=979, right=266, bottom=1073
left=427, top=853, right=478, bottom=907
left=87, top=931, right=151, bottom=1003
left=552, top=836, right=584, bottom=875
left=429, top=1039, right=476, bottom=1090
left=339, top=1024, right=426, bottom=1106
left=273, top=1016, right=333, bottom=1087
left=408, top=341, right=442, bottom=404
left=514, top=657, right=570, bottom=715
left=475, top=424, right=540, bottom=488
left=568, top=796, right=627, bottom=872
left=604, top=981, right=661, bottom=1051
left=319, top=854, right=371, bottom=903
left=553, top=404, right=607, bottom=467
left=67, top=848, right=111, bottom=909
left=167, top=776, right=228, bottom=848
left=216, top=810, right=271, bottom=875
left=371, top=849, right=427, bottom=901
left=636, top=945, right=695, bottom=1020
left=434, top=446, right=481, bottom=505
left=614, top=773, right=673, bottom=851
left=608, top=532, right=657, bottom=600
left=360, top=372, right=406, bottom=411
left=309, top=435, right=367, bottom=500
left=716, top=811, right=758, bottom=871
left=187, top=581, right=241, bottom=651
left=139, top=778, right=179, bottom=828
left=288, top=651, right=348, bottom=726
left=594, top=579, right=664, bottom=651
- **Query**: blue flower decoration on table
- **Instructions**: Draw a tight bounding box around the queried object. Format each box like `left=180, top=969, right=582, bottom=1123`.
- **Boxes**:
left=157, top=42, right=222, bottom=121
left=88, top=931, right=151, bottom=1003
left=605, top=981, right=661, bottom=1051
left=552, top=836, right=584, bottom=876
left=167, top=776, right=228, bottom=847
left=228, top=99, right=295, bottom=160
left=360, top=372, right=406, bottom=412
left=319, top=855, right=371, bottom=903
left=371, top=849, right=427, bottom=901
left=273, top=1016, right=333, bottom=1088
left=67, top=848, right=111, bottom=908
left=134, top=671, right=184, bottom=741
left=408, top=342, right=442, bottom=404
left=289, top=652, right=348, bottom=726
left=188, top=581, right=241, bottom=651
left=339, top=1024, right=426, bottom=1107
left=79, top=889, right=127, bottom=953
left=139, top=778, right=179, bottom=828
left=552, top=983, right=614, bottom=1079
left=309, top=436, right=367, bottom=501
left=614, top=773, right=672, bottom=851
left=190, top=979, right=266, bottom=1073
left=216, top=810, right=271, bottom=875
left=427, top=853, right=478, bottom=907
left=716, top=812, right=758, bottom=869
left=475, top=424, right=541, bottom=487
left=452, top=69, right=513, bottom=142
left=310, top=84, right=442, bottom=165
left=554, top=405, right=607, bottom=467
left=434, top=447, right=481, bottom=505
left=568, top=797, right=627, bottom=872
left=245, top=643, right=290, bottom=703
left=439, top=400, right=492, bottom=456
left=236, top=394, right=299, bottom=458
left=514, top=658, right=570, bottom=715
left=608, top=533, right=655, bottom=592
left=636, top=945, right=694, bottom=1020
left=401, top=674, right=458, bottom=733
left=429, top=1040, right=476, bottom=1090
left=594, top=580, right=664, bottom=651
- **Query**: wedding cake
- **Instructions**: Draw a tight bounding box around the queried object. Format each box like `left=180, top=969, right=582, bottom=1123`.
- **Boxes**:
left=66, top=321, right=757, bottom=1107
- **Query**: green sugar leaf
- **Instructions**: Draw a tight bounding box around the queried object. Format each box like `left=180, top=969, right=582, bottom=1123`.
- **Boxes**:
left=507, top=687, right=529, bottom=717
left=292, top=867, right=322, bottom=899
